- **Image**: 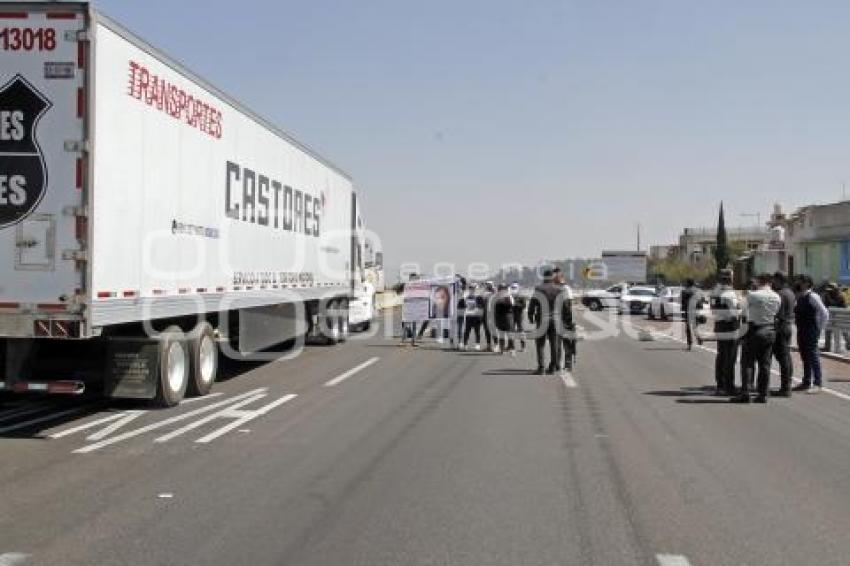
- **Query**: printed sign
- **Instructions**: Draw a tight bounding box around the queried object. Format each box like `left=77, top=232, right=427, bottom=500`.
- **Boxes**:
left=0, top=74, right=51, bottom=229
left=401, top=278, right=455, bottom=322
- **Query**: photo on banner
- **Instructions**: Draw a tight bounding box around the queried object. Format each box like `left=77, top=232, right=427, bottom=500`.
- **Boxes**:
left=402, top=277, right=456, bottom=323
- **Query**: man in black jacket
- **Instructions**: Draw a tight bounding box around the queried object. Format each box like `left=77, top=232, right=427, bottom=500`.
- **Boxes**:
left=771, top=272, right=795, bottom=397
left=681, top=278, right=699, bottom=350
left=528, top=269, right=567, bottom=375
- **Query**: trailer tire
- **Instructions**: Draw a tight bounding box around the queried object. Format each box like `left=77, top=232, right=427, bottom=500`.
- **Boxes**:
left=154, top=326, right=189, bottom=408
left=338, top=300, right=350, bottom=342
left=188, top=322, right=217, bottom=397
left=325, top=303, right=341, bottom=345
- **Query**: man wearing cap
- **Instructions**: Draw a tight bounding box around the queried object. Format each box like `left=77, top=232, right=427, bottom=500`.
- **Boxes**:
left=710, top=269, right=742, bottom=395
left=528, top=269, right=564, bottom=375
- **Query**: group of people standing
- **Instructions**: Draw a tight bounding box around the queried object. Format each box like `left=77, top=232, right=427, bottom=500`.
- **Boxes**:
left=452, top=279, right=527, bottom=355
left=686, top=269, right=831, bottom=403
left=405, top=269, right=578, bottom=376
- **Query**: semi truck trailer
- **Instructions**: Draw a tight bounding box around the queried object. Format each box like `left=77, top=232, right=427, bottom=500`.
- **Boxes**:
left=0, top=2, right=370, bottom=406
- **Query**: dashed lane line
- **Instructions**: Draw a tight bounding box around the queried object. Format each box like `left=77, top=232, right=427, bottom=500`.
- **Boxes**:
left=656, top=554, right=691, bottom=566
left=324, top=357, right=380, bottom=387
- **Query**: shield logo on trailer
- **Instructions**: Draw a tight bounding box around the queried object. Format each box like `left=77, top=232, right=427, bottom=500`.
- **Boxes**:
left=0, top=74, right=52, bottom=229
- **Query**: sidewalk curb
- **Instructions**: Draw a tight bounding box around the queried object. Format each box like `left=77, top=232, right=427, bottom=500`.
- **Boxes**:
left=789, top=346, right=850, bottom=365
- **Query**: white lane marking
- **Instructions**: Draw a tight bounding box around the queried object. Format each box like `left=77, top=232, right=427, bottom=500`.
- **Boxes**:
left=154, top=394, right=266, bottom=443
left=0, top=403, right=52, bottom=424
left=85, top=410, right=148, bottom=441
left=49, top=412, right=127, bottom=439
left=73, top=389, right=267, bottom=454
left=0, top=553, right=30, bottom=566
left=656, top=554, right=691, bottom=566
left=0, top=406, right=92, bottom=435
left=324, top=357, right=380, bottom=387
left=636, top=324, right=850, bottom=402
left=195, top=394, right=297, bottom=444
left=181, top=392, right=223, bottom=404
left=560, top=371, right=578, bottom=388
left=53, top=393, right=224, bottom=439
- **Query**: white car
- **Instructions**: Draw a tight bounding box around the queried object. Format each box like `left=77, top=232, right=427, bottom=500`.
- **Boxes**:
left=647, top=286, right=682, bottom=320
left=618, top=286, right=658, bottom=315
left=581, top=283, right=627, bottom=311
left=647, top=286, right=710, bottom=320
left=349, top=282, right=376, bottom=331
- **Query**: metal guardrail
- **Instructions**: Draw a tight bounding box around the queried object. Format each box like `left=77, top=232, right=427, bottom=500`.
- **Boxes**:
left=826, top=307, right=850, bottom=356
left=829, top=308, right=850, bottom=332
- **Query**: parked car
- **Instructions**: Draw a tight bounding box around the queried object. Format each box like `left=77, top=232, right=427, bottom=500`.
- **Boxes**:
left=648, top=286, right=682, bottom=320
left=581, top=283, right=626, bottom=311
left=618, top=286, right=658, bottom=314
left=647, top=286, right=710, bottom=320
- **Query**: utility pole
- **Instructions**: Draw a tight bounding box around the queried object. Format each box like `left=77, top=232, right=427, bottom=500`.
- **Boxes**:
left=636, top=223, right=641, bottom=252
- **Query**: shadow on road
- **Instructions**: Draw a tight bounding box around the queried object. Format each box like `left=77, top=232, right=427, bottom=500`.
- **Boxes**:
left=644, top=385, right=729, bottom=404
left=642, top=345, right=688, bottom=351
left=482, top=368, right=536, bottom=376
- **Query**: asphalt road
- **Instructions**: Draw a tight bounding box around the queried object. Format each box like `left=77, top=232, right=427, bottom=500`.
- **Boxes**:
left=2, top=310, right=850, bottom=566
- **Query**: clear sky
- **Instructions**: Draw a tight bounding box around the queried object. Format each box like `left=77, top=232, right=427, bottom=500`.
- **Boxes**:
left=94, top=0, right=850, bottom=279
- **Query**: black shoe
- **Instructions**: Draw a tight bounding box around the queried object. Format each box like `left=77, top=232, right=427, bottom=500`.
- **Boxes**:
left=770, top=389, right=791, bottom=398
left=533, top=368, right=545, bottom=375
left=753, top=395, right=767, bottom=404
left=730, top=394, right=751, bottom=404
left=792, top=383, right=810, bottom=392
left=546, top=367, right=556, bottom=375
left=714, top=387, right=726, bottom=397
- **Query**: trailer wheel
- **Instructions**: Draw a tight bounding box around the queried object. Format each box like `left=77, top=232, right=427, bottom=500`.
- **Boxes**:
left=188, top=322, right=217, bottom=397
left=338, top=300, right=350, bottom=342
left=154, top=326, right=189, bottom=408
left=325, top=302, right=341, bottom=345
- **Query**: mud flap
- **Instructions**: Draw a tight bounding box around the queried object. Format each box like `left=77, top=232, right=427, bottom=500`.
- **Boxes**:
left=105, top=339, right=158, bottom=399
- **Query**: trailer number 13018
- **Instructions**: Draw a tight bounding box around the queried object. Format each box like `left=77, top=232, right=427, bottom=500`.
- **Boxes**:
left=0, top=28, right=57, bottom=51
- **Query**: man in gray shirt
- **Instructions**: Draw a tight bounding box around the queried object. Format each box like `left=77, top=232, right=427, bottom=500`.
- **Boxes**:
left=732, top=273, right=781, bottom=404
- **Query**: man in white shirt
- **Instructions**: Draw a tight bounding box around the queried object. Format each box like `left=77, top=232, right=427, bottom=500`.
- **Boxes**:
left=732, top=274, right=781, bottom=404
left=711, top=269, right=742, bottom=396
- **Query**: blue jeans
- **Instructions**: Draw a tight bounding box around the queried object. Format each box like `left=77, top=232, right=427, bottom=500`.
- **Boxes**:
left=798, top=327, right=823, bottom=387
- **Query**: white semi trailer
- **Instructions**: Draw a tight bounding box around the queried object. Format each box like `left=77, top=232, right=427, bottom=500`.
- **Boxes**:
left=0, top=2, right=369, bottom=405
